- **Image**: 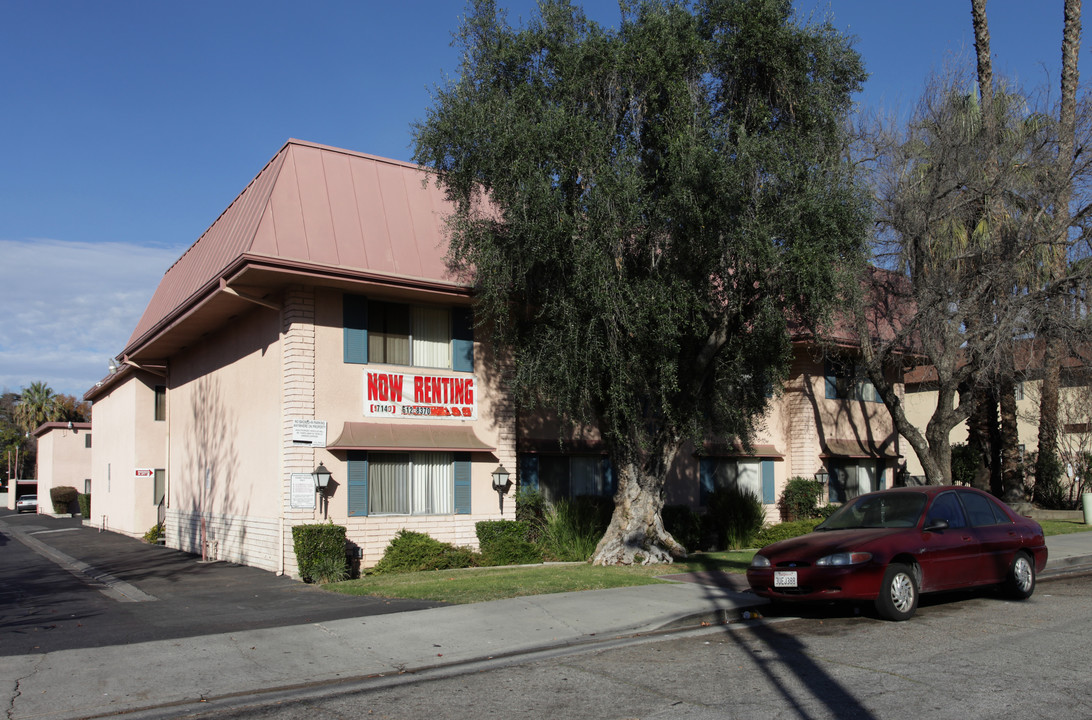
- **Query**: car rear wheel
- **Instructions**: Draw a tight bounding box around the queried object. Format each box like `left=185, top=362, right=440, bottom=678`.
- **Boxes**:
left=875, top=563, right=918, bottom=621
left=1004, top=551, right=1036, bottom=600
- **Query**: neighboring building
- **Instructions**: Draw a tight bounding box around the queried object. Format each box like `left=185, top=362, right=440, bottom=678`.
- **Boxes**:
left=83, top=369, right=168, bottom=535
left=902, top=342, right=1092, bottom=490
left=87, top=139, right=906, bottom=576
left=31, top=422, right=92, bottom=513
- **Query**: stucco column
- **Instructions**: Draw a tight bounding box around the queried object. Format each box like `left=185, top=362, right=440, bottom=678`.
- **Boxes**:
left=280, top=285, right=316, bottom=577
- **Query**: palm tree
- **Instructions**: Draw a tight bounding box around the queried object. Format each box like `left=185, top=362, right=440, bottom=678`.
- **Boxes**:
left=14, top=381, right=61, bottom=434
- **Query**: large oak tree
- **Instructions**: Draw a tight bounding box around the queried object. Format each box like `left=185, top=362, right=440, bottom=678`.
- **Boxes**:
left=414, top=0, right=868, bottom=564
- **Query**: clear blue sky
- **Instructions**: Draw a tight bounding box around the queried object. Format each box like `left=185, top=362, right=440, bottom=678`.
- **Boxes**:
left=1, top=0, right=1086, bottom=397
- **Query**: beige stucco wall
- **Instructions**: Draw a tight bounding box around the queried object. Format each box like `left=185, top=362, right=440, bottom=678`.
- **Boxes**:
left=88, top=373, right=168, bottom=537
left=167, top=303, right=283, bottom=569
left=34, top=426, right=92, bottom=512
left=903, top=378, right=1091, bottom=480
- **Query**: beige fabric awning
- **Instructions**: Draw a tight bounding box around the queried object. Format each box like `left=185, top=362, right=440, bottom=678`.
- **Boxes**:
left=820, top=439, right=901, bottom=459
left=328, top=422, right=496, bottom=452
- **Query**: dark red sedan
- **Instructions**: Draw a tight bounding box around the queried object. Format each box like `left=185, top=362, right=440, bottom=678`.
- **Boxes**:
left=746, top=485, right=1048, bottom=621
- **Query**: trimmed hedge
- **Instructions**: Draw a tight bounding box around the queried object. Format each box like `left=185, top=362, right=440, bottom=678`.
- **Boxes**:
left=476, top=520, right=542, bottom=566
left=292, top=523, right=347, bottom=583
left=50, top=486, right=79, bottom=514
left=77, top=493, right=91, bottom=518
left=371, top=529, right=478, bottom=574
left=753, top=518, right=823, bottom=547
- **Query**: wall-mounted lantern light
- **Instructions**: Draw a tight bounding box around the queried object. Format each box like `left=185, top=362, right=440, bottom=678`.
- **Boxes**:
left=491, top=464, right=511, bottom=495
left=312, top=463, right=332, bottom=490
left=313, top=463, right=332, bottom=519
left=814, top=468, right=829, bottom=486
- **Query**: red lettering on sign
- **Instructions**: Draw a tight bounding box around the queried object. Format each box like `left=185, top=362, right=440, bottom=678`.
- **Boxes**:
left=368, top=372, right=404, bottom=402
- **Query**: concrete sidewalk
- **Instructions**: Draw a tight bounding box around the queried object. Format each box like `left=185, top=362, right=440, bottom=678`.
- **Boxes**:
left=1, top=512, right=1090, bottom=720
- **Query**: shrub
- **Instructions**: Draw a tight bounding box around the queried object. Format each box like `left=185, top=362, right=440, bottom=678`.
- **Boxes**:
left=49, top=486, right=79, bottom=514
left=661, top=505, right=703, bottom=552
left=515, top=486, right=547, bottom=543
left=292, top=523, right=347, bottom=583
left=371, top=530, right=478, bottom=575
left=539, top=497, right=611, bottom=562
left=476, top=520, right=543, bottom=566
left=77, top=493, right=91, bottom=518
left=1032, top=451, right=1072, bottom=509
left=753, top=518, right=823, bottom=547
left=143, top=523, right=164, bottom=544
left=309, top=555, right=349, bottom=584
left=777, top=477, right=825, bottom=522
left=704, top=485, right=766, bottom=550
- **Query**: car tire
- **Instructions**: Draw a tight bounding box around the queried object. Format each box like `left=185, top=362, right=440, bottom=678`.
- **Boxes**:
left=1004, top=551, right=1036, bottom=600
left=875, top=563, right=918, bottom=621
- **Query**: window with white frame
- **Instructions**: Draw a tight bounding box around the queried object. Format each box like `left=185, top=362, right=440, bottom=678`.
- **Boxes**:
left=368, top=452, right=453, bottom=515
left=344, top=294, right=474, bottom=372
left=699, top=458, right=775, bottom=505
left=828, top=460, right=881, bottom=503
left=825, top=358, right=882, bottom=403
left=347, top=451, right=472, bottom=517
left=518, top=454, right=613, bottom=503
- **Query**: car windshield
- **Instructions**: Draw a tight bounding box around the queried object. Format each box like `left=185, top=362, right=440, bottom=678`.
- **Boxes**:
left=817, top=492, right=927, bottom=530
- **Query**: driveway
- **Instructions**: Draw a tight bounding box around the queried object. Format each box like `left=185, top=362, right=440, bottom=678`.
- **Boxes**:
left=0, top=510, right=442, bottom=655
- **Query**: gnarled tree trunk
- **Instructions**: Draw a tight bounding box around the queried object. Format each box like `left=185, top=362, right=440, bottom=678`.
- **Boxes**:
left=591, top=442, right=686, bottom=565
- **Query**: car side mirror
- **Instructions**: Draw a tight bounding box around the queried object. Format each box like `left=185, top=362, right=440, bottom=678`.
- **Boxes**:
left=924, top=518, right=950, bottom=532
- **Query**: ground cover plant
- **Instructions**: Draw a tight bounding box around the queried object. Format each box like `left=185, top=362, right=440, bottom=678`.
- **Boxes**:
left=326, top=550, right=756, bottom=605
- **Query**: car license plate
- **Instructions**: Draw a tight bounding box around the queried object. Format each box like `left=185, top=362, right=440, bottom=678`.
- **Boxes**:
left=774, top=571, right=798, bottom=588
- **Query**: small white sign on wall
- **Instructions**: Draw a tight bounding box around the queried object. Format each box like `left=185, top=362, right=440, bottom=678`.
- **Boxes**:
left=292, top=420, right=327, bottom=448
left=290, top=473, right=316, bottom=509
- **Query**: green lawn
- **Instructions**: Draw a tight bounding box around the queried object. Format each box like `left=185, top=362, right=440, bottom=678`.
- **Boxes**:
left=325, top=550, right=755, bottom=605
left=1038, top=519, right=1091, bottom=535
left=324, top=520, right=1091, bottom=606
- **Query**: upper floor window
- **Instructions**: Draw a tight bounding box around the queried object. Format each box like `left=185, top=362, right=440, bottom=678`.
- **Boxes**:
left=154, top=385, right=167, bottom=421
left=825, top=359, right=881, bottom=403
left=344, top=294, right=473, bottom=372
left=85, top=434, right=92, bottom=449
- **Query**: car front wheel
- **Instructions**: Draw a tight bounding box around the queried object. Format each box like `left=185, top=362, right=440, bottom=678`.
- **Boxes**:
left=1004, top=551, right=1036, bottom=600
left=875, top=563, right=918, bottom=621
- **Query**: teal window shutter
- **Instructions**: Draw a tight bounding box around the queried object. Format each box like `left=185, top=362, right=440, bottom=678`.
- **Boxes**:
left=347, top=451, right=368, bottom=516
left=761, top=460, right=775, bottom=504
left=343, top=294, right=368, bottom=364
left=452, top=307, right=474, bottom=372
left=699, top=458, right=715, bottom=506
left=519, top=455, right=539, bottom=490
left=453, top=453, right=471, bottom=514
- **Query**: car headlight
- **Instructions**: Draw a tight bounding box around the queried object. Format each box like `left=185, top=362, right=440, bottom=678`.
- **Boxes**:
left=816, top=551, right=872, bottom=566
left=750, top=554, right=771, bottom=568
